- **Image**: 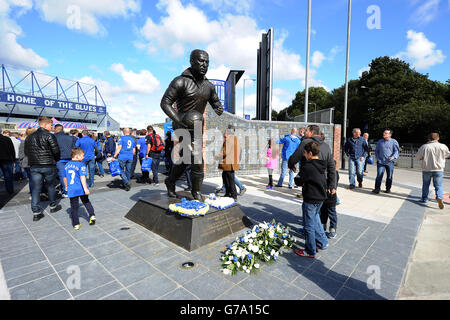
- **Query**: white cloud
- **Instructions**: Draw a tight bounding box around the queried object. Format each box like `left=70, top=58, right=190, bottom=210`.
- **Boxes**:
left=110, top=63, right=160, bottom=94
left=411, top=0, right=440, bottom=25
left=311, top=51, right=325, bottom=68
left=140, top=0, right=221, bottom=57
left=139, top=0, right=307, bottom=82
left=199, top=0, right=252, bottom=14
left=327, top=45, right=343, bottom=62
left=34, top=0, right=140, bottom=35
left=0, top=0, right=48, bottom=69
left=396, top=30, right=445, bottom=70
left=78, top=63, right=164, bottom=129
left=358, top=66, right=370, bottom=77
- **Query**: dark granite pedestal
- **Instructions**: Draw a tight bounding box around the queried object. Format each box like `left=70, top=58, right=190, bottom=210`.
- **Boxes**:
left=125, top=192, right=253, bottom=252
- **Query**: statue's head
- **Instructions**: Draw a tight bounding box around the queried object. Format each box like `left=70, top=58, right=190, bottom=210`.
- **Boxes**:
left=190, top=49, right=209, bottom=77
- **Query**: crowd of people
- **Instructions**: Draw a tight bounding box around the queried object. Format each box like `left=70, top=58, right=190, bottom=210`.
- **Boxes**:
left=0, top=117, right=449, bottom=237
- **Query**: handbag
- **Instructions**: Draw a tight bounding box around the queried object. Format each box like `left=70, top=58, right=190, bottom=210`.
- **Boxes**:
left=109, top=160, right=122, bottom=177
left=367, top=156, right=374, bottom=165
left=141, top=158, right=153, bottom=172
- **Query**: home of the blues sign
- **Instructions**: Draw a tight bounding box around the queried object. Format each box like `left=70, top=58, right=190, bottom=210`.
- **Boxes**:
left=0, top=91, right=106, bottom=114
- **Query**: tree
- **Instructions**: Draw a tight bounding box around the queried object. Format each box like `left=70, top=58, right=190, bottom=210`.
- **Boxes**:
left=275, top=56, right=450, bottom=144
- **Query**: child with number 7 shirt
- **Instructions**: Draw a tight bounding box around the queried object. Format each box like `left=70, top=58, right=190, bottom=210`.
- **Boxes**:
left=64, top=147, right=96, bottom=230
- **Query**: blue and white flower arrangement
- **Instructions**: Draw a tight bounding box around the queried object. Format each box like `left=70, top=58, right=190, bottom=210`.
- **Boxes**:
left=220, top=219, right=295, bottom=275
left=205, top=194, right=236, bottom=210
left=169, top=198, right=210, bottom=217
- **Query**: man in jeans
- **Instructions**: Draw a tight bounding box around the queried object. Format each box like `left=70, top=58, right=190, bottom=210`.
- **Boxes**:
left=0, top=127, right=16, bottom=194
left=114, top=128, right=136, bottom=191
left=54, top=124, right=75, bottom=198
left=344, top=128, right=368, bottom=189
left=76, top=130, right=96, bottom=187
left=372, top=129, right=400, bottom=194
left=103, top=131, right=116, bottom=159
left=275, top=128, right=301, bottom=189
left=415, top=133, right=450, bottom=210
left=24, top=117, right=62, bottom=221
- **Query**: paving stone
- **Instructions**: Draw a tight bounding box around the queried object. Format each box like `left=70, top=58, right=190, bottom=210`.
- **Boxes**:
left=131, top=241, right=168, bottom=260
left=183, top=271, right=234, bottom=300
left=292, top=269, right=344, bottom=300
left=216, top=285, right=261, bottom=300
left=1, top=248, right=46, bottom=272
left=0, top=216, right=25, bottom=234
left=238, top=271, right=307, bottom=300
left=75, top=281, right=123, bottom=300
left=42, top=241, right=89, bottom=265
left=127, top=273, right=178, bottom=300
left=88, top=241, right=127, bottom=259
left=354, top=257, right=405, bottom=287
left=302, top=293, right=323, bottom=300
left=263, top=259, right=306, bottom=283
left=365, top=246, right=410, bottom=270
left=118, top=234, right=153, bottom=249
left=4, top=260, right=51, bottom=280
left=98, top=250, right=142, bottom=272
left=101, top=289, right=136, bottom=300
left=7, top=267, right=55, bottom=288
left=77, top=232, right=116, bottom=249
left=54, top=255, right=95, bottom=273
left=9, top=274, right=66, bottom=300
left=111, top=260, right=158, bottom=287
left=40, top=289, right=72, bottom=300
left=326, top=260, right=356, bottom=283
left=158, top=287, right=200, bottom=300
left=57, top=261, right=115, bottom=297
left=0, top=238, right=39, bottom=259
left=335, top=286, right=374, bottom=300
left=165, top=263, right=209, bottom=286
left=344, top=270, right=398, bottom=300
left=33, top=228, right=74, bottom=248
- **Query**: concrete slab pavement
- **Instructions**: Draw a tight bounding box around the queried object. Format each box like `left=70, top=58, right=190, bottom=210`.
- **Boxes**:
left=0, top=164, right=449, bottom=300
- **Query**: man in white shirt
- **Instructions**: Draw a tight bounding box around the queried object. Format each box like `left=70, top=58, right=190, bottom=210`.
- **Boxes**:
left=415, top=133, right=450, bottom=210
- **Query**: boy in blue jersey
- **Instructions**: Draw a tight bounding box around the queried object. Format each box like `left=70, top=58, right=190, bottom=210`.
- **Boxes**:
left=114, top=128, right=136, bottom=191
left=63, top=148, right=96, bottom=230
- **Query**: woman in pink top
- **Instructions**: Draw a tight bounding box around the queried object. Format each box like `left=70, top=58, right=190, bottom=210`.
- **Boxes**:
left=266, top=139, right=279, bottom=190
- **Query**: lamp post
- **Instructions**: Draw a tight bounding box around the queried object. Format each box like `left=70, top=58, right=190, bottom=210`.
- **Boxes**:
left=243, top=78, right=256, bottom=118
left=304, top=0, right=312, bottom=122
left=342, top=0, right=352, bottom=170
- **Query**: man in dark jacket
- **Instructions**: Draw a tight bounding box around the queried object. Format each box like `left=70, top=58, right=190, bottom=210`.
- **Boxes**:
left=344, top=128, right=368, bottom=189
left=0, top=127, right=16, bottom=194
left=24, top=117, right=62, bottom=221
left=289, top=125, right=337, bottom=195
left=103, top=131, right=116, bottom=158
left=54, top=124, right=75, bottom=197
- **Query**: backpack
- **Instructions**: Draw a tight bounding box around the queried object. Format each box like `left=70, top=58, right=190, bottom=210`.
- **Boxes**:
left=151, top=134, right=164, bottom=152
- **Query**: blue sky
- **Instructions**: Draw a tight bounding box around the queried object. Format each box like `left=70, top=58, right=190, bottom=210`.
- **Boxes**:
left=0, top=0, right=448, bottom=128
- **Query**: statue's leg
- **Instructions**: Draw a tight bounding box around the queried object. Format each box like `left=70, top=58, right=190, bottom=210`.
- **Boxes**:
left=165, top=163, right=186, bottom=198
left=190, top=137, right=204, bottom=201
left=190, top=165, right=204, bottom=201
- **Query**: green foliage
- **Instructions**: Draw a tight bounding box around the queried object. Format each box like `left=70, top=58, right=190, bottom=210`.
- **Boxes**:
left=277, top=56, right=450, bottom=144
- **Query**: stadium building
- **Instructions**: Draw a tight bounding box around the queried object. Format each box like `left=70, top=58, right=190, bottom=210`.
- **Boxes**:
left=0, top=64, right=120, bottom=134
